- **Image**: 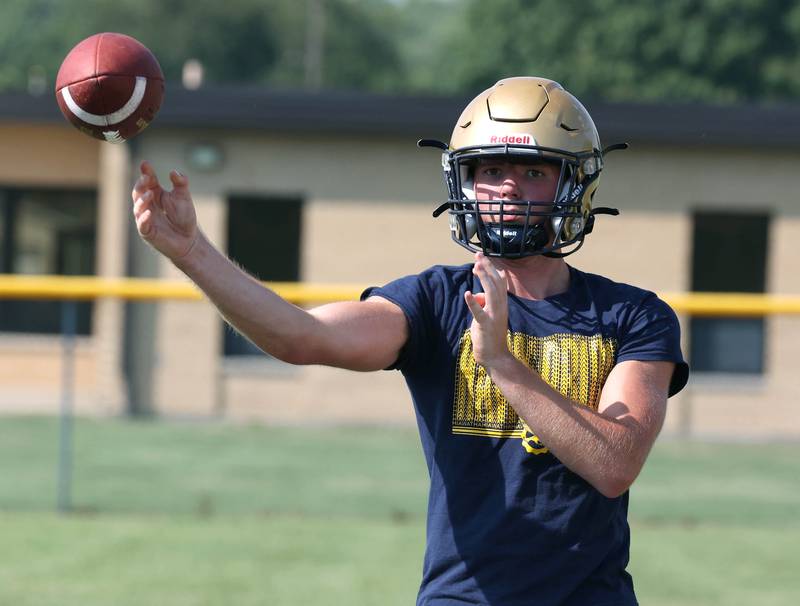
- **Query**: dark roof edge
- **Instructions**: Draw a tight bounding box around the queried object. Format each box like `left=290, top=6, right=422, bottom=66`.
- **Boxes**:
left=2, top=85, right=799, bottom=148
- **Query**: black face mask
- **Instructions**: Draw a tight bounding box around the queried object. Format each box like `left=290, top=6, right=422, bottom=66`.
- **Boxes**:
left=421, top=139, right=620, bottom=259
left=479, top=216, right=551, bottom=257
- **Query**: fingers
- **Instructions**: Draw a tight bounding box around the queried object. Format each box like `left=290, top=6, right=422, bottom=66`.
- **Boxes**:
left=137, top=161, right=161, bottom=190
left=132, top=163, right=189, bottom=216
left=132, top=162, right=161, bottom=205
left=135, top=207, right=154, bottom=238
left=464, top=291, right=488, bottom=322
left=472, top=253, right=507, bottom=306
left=169, top=169, right=189, bottom=192
left=497, top=268, right=509, bottom=290
left=133, top=190, right=158, bottom=237
left=474, top=252, right=506, bottom=286
left=132, top=163, right=187, bottom=193
left=140, top=160, right=157, bottom=177
left=469, top=253, right=510, bottom=333
left=471, top=292, right=487, bottom=308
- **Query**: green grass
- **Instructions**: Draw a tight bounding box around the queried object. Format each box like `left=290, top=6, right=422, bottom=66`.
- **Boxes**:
left=0, top=512, right=423, bottom=606
left=0, top=417, right=429, bottom=517
left=0, top=416, right=798, bottom=605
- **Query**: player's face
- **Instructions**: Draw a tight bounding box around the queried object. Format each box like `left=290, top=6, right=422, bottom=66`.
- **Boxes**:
left=473, top=160, right=561, bottom=224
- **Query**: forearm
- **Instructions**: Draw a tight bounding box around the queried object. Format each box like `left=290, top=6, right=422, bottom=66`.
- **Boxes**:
left=173, top=232, right=321, bottom=363
left=488, top=355, right=647, bottom=498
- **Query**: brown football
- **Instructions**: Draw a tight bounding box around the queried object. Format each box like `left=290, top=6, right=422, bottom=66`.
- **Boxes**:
left=55, top=33, right=164, bottom=143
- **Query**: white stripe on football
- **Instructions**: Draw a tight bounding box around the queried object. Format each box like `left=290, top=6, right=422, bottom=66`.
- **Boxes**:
left=61, top=76, right=147, bottom=126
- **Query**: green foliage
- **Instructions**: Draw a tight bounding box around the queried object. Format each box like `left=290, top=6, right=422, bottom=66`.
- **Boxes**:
left=267, top=0, right=405, bottom=92
left=3, top=0, right=800, bottom=102
left=0, top=0, right=279, bottom=89
left=0, top=0, right=76, bottom=92
left=392, top=0, right=469, bottom=93
left=0, top=0, right=401, bottom=92
left=447, top=0, right=800, bottom=102
left=323, top=0, right=404, bottom=91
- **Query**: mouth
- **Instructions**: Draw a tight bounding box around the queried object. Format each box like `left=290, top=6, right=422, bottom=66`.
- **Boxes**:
left=483, top=207, right=526, bottom=224
left=488, top=212, right=542, bottom=225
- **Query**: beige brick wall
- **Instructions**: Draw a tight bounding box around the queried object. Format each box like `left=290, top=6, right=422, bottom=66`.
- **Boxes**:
left=223, top=363, right=413, bottom=425
left=0, top=335, right=99, bottom=413
left=0, top=124, right=98, bottom=186
left=152, top=193, right=226, bottom=416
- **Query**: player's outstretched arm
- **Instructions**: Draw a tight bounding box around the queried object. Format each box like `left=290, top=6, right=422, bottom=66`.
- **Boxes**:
left=132, top=162, right=408, bottom=371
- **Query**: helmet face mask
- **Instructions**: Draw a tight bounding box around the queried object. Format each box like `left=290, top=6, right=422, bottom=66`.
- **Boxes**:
left=446, top=146, right=601, bottom=258
left=430, top=77, right=611, bottom=259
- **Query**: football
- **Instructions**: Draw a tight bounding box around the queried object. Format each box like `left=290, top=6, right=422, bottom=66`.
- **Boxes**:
left=55, top=33, right=164, bottom=143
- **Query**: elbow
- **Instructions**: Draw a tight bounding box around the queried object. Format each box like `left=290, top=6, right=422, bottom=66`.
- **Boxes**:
left=250, top=324, right=327, bottom=366
left=594, top=469, right=639, bottom=499
left=271, top=343, right=319, bottom=366
left=242, top=337, right=315, bottom=366
left=596, top=479, right=631, bottom=499
left=274, top=350, right=307, bottom=366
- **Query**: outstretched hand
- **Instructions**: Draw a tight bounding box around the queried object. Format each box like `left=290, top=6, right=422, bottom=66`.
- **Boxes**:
left=464, top=252, right=513, bottom=370
left=132, top=161, right=199, bottom=262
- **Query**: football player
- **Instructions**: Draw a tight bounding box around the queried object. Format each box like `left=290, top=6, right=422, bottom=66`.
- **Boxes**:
left=133, top=76, right=688, bottom=606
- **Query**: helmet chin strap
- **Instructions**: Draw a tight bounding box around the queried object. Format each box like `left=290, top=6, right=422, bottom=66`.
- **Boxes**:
left=481, top=221, right=549, bottom=256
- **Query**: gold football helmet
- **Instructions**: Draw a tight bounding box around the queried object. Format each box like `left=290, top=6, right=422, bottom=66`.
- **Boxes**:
left=422, top=76, right=622, bottom=258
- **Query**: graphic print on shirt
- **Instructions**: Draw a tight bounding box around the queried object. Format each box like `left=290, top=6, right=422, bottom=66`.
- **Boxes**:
left=453, top=330, right=617, bottom=454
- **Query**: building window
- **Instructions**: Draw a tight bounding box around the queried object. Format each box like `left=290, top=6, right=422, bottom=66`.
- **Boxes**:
left=0, top=188, right=97, bottom=335
left=690, top=210, right=769, bottom=374
left=223, top=194, right=303, bottom=356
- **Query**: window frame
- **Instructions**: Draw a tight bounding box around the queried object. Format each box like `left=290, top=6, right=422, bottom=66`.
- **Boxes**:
left=689, top=208, right=770, bottom=376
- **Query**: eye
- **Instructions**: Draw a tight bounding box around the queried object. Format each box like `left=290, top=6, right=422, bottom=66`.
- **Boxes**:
left=480, top=166, right=503, bottom=179
left=525, top=168, right=546, bottom=178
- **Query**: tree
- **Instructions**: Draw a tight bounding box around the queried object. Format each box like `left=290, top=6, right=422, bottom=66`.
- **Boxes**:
left=0, top=0, right=279, bottom=92
left=266, top=0, right=405, bottom=92
left=441, top=0, right=800, bottom=103
left=4, top=0, right=800, bottom=103
left=0, top=0, right=403, bottom=93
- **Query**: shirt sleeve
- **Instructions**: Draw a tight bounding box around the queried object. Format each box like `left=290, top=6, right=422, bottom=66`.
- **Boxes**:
left=361, top=272, right=435, bottom=372
left=617, top=293, right=689, bottom=397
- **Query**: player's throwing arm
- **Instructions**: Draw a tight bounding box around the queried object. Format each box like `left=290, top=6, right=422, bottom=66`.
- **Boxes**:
left=131, top=162, right=407, bottom=371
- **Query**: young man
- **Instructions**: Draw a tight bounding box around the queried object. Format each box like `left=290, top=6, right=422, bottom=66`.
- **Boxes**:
left=133, top=76, right=688, bottom=605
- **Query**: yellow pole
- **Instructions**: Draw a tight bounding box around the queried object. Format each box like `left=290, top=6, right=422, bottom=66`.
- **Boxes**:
left=2, top=274, right=800, bottom=315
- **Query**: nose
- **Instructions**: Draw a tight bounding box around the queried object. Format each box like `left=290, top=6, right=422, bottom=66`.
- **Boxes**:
left=499, top=177, right=520, bottom=200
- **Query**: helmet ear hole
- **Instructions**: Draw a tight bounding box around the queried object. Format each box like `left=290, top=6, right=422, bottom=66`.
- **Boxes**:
left=464, top=208, right=477, bottom=239
left=448, top=203, right=478, bottom=241
left=459, top=161, right=476, bottom=200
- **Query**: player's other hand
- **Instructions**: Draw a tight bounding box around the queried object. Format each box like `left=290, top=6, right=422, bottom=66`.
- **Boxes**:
left=132, top=161, right=199, bottom=263
left=465, top=252, right=513, bottom=371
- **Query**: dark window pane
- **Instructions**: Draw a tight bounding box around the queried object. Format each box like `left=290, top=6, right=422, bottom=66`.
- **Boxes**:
left=224, top=195, right=302, bottom=357
left=690, top=317, right=764, bottom=374
left=692, top=212, right=768, bottom=293
left=0, top=188, right=96, bottom=335
left=690, top=210, right=769, bottom=374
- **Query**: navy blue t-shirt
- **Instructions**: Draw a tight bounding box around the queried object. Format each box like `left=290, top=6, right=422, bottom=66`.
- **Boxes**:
left=362, top=263, right=688, bottom=606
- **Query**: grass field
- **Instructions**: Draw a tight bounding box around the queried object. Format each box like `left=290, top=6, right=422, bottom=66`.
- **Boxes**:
left=0, top=416, right=798, bottom=605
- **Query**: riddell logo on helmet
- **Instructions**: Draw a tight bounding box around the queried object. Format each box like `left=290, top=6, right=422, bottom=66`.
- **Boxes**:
left=489, top=134, right=533, bottom=144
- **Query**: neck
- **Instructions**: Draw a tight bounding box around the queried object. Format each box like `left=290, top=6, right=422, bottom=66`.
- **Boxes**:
left=490, top=255, right=571, bottom=300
